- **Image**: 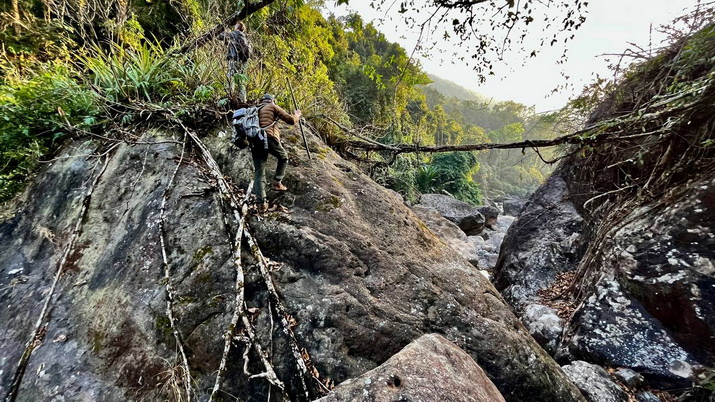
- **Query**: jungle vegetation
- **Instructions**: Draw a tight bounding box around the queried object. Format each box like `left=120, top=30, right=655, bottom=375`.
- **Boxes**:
left=0, top=0, right=707, bottom=205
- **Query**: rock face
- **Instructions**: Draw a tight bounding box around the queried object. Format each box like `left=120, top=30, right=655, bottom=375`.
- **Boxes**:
left=417, top=194, right=486, bottom=235
left=521, top=304, right=563, bottom=355
left=502, top=198, right=527, bottom=216
left=562, top=361, right=627, bottom=402
left=0, top=128, right=585, bottom=401
left=494, top=172, right=585, bottom=311
left=566, top=277, right=698, bottom=385
left=316, top=334, right=505, bottom=402
left=410, top=205, right=479, bottom=267
left=496, top=167, right=715, bottom=386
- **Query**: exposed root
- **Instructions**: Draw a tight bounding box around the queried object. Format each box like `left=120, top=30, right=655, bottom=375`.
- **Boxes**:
left=244, top=226, right=317, bottom=399
left=158, top=132, right=193, bottom=401
left=4, top=144, right=117, bottom=402
left=209, top=181, right=253, bottom=402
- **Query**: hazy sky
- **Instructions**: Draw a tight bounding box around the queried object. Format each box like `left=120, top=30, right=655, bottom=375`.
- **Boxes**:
left=323, top=1, right=703, bottom=112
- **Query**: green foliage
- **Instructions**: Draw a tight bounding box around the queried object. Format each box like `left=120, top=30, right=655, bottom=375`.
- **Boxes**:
left=0, top=65, right=99, bottom=200
left=430, top=152, right=482, bottom=204
left=82, top=41, right=181, bottom=103
left=415, top=164, right=439, bottom=193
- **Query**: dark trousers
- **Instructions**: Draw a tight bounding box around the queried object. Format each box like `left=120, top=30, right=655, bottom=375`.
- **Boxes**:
left=250, top=136, right=288, bottom=203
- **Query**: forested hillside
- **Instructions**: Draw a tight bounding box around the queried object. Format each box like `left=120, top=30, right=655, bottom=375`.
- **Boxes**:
left=0, top=0, right=569, bottom=207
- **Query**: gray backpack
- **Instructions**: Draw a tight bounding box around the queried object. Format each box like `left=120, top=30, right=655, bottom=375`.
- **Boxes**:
left=232, top=105, right=275, bottom=149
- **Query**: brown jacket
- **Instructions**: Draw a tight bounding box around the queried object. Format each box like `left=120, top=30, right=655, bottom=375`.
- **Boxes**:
left=258, top=101, right=296, bottom=140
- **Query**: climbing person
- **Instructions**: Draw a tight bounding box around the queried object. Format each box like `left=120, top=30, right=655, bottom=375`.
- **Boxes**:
left=251, top=94, right=301, bottom=213
left=220, top=21, right=251, bottom=102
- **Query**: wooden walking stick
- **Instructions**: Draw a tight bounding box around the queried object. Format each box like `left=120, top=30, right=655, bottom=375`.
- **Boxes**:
left=286, top=77, right=312, bottom=160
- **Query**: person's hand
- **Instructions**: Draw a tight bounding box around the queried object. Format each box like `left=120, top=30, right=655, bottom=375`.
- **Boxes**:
left=294, top=109, right=302, bottom=120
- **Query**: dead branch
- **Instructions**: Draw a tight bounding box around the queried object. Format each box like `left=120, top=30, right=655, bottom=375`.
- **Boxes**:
left=243, top=227, right=312, bottom=400
left=209, top=180, right=252, bottom=402
left=158, top=132, right=193, bottom=401
left=169, top=116, right=288, bottom=398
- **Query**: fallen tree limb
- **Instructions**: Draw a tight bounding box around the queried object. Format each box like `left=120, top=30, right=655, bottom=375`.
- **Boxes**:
left=209, top=180, right=252, bottom=402
left=167, top=114, right=288, bottom=398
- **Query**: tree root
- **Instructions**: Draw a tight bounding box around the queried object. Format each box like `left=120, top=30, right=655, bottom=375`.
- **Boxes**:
left=158, top=132, right=194, bottom=401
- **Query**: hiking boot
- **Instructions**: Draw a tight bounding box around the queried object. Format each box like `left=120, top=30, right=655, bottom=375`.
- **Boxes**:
left=271, top=181, right=288, bottom=192
left=257, top=202, right=269, bottom=213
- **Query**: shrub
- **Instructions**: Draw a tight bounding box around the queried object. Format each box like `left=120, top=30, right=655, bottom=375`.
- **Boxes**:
left=0, top=66, right=99, bottom=201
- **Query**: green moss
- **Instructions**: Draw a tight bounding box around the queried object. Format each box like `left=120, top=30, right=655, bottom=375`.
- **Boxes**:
left=177, top=295, right=197, bottom=305
left=89, top=329, right=105, bottom=353
left=155, top=315, right=173, bottom=339
left=195, top=270, right=213, bottom=284
left=316, top=194, right=342, bottom=212
left=192, top=245, right=213, bottom=263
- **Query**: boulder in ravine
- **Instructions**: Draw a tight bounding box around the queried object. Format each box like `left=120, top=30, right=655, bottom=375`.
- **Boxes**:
left=502, top=198, right=527, bottom=216
left=614, top=368, right=645, bottom=389
left=0, top=127, right=586, bottom=402
left=598, top=177, right=715, bottom=366
left=410, top=205, right=479, bottom=267
left=417, top=193, right=486, bottom=235
left=522, top=304, right=563, bottom=355
left=494, top=172, right=585, bottom=311
left=565, top=277, right=698, bottom=386
left=496, top=168, right=714, bottom=387
left=476, top=205, right=499, bottom=229
left=316, top=334, right=505, bottom=402
left=561, top=177, right=715, bottom=386
left=562, top=361, right=628, bottom=402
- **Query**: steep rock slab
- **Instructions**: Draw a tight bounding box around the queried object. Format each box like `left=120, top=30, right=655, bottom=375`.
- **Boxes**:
left=0, top=136, right=236, bottom=401
left=417, top=194, right=486, bottom=234
left=494, top=172, right=585, bottom=311
left=0, top=128, right=584, bottom=402
left=316, top=333, right=505, bottom=402
left=210, top=129, right=585, bottom=401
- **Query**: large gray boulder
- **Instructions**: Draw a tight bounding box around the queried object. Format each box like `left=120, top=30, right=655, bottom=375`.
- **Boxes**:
left=495, top=167, right=715, bottom=387
left=417, top=194, right=486, bottom=235
left=522, top=304, right=563, bottom=355
left=410, top=205, right=479, bottom=267
left=494, top=172, right=585, bottom=311
left=562, top=361, right=628, bottom=402
left=502, top=198, right=527, bottom=216
left=562, top=177, right=715, bottom=386
left=566, top=277, right=698, bottom=385
left=316, top=334, right=505, bottom=402
left=0, top=128, right=585, bottom=402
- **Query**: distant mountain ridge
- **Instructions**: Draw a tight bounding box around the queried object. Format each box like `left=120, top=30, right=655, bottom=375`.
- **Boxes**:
left=425, top=74, right=491, bottom=103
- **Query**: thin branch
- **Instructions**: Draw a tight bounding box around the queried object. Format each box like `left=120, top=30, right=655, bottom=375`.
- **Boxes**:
left=158, top=132, right=193, bottom=401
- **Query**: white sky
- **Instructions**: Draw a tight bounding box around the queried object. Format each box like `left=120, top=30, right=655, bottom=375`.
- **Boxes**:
left=322, top=1, right=703, bottom=112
